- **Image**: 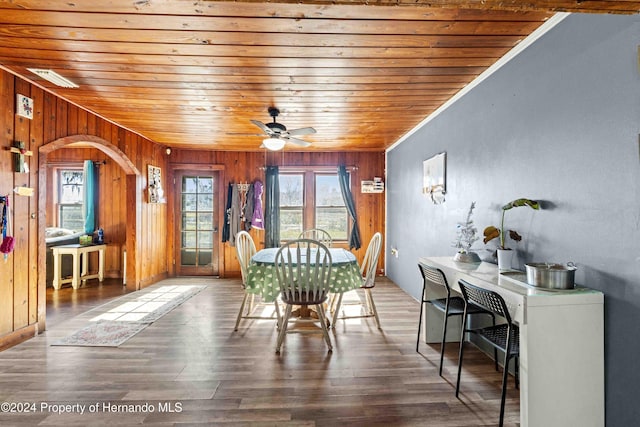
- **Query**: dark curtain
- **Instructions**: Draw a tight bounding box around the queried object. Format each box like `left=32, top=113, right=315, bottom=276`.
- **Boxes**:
left=264, top=166, right=280, bottom=248
left=221, top=182, right=232, bottom=242
left=338, top=165, right=361, bottom=250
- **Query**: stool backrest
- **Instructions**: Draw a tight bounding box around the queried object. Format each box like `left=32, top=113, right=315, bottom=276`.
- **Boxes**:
left=458, top=279, right=512, bottom=324
left=298, top=228, right=332, bottom=247
left=418, top=263, right=452, bottom=298
left=275, top=239, right=332, bottom=305
left=235, top=231, right=257, bottom=285
left=361, top=232, right=382, bottom=288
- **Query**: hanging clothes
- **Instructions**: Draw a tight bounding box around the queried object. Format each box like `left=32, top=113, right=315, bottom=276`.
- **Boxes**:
left=252, top=180, right=265, bottom=230
left=229, top=184, right=241, bottom=247
left=221, top=183, right=233, bottom=243
left=0, top=195, right=15, bottom=259
left=238, top=184, right=247, bottom=225
left=243, top=183, right=254, bottom=231
left=0, top=196, right=5, bottom=237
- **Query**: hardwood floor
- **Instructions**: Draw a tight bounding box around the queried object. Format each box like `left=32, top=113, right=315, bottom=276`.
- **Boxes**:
left=1, top=277, right=519, bottom=426
left=45, top=278, right=132, bottom=327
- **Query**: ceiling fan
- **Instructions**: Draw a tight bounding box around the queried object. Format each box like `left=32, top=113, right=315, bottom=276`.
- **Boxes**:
left=250, top=107, right=316, bottom=151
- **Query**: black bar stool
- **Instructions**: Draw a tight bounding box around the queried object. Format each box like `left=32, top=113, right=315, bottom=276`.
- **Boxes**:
left=417, top=263, right=496, bottom=376
left=456, top=279, right=520, bottom=427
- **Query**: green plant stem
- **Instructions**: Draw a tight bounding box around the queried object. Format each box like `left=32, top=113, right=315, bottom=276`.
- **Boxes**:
left=500, top=209, right=506, bottom=249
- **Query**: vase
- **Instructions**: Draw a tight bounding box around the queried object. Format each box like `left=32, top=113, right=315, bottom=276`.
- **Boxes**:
left=496, top=249, right=514, bottom=271
left=453, top=251, right=481, bottom=263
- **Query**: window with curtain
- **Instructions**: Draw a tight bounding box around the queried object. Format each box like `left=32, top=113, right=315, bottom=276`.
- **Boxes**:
left=57, top=168, right=84, bottom=231
left=278, top=170, right=348, bottom=241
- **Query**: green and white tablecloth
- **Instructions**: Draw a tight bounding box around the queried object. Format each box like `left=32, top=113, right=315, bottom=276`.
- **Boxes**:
left=245, top=247, right=363, bottom=302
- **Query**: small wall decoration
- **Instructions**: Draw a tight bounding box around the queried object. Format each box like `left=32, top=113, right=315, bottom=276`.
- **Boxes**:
left=16, top=94, right=34, bottom=120
left=9, top=141, right=33, bottom=173
left=13, top=186, right=34, bottom=197
left=423, top=152, right=446, bottom=204
left=361, top=177, right=384, bottom=193
left=147, top=165, right=165, bottom=203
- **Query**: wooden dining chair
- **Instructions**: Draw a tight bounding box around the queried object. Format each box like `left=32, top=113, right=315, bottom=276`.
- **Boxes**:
left=456, top=279, right=520, bottom=427
left=274, top=238, right=333, bottom=353
left=298, top=228, right=332, bottom=247
left=417, top=263, right=496, bottom=376
left=234, top=231, right=281, bottom=331
left=331, top=232, right=383, bottom=329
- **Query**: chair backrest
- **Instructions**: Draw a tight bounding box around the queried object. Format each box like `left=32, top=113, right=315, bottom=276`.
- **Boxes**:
left=275, top=239, right=332, bottom=305
left=418, top=263, right=452, bottom=298
left=458, top=279, right=512, bottom=324
left=235, top=230, right=257, bottom=285
left=298, top=228, right=332, bottom=247
left=361, top=232, right=382, bottom=288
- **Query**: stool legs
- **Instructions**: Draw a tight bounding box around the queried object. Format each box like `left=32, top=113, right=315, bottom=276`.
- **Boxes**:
left=438, top=300, right=450, bottom=376
left=499, top=356, right=510, bottom=427
left=416, top=285, right=426, bottom=352
left=455, top=329, right=465, bottom=398
left=456, top=331, right=517, bottom=427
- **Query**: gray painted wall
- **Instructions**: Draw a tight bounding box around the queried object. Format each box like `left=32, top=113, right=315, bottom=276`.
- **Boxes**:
left=386, top=13, right=640, bottom=426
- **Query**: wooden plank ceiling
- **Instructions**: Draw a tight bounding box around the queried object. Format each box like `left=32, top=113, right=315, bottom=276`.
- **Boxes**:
left=0, top=1, right=634, bottom=152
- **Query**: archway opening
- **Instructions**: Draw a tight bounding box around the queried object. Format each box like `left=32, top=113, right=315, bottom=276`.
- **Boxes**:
left=38, top=135, right=141, bottom=329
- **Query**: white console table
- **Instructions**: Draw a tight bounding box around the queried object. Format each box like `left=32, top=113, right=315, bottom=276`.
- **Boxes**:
left=419, top=256, right=604, bottom=427
left=52, top=244, right=106, bottom=290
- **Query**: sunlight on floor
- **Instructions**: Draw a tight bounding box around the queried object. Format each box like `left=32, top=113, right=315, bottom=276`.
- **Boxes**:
left=333, top=290, right=370, bottom=325
left=253, top=305, right=280, bottom=324
left=90, top=285, right=200, bottom=322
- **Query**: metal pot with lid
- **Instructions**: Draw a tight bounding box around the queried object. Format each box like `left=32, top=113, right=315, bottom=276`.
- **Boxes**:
left=525, top=262, right=576, bottom=290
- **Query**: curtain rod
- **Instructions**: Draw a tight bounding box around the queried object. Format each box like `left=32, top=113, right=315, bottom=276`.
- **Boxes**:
left=257, top=165, right=358, bottom=171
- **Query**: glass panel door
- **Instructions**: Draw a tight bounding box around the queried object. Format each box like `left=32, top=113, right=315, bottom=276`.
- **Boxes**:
left=176, top=171, right=219, bottom=276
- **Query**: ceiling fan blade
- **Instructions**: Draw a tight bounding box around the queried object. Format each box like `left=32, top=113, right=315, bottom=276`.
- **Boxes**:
left=286, top=127, right=316, bottom=136
left=285, top=136, right=312, bottom=148
left=250, top=119, right=274, bottom=135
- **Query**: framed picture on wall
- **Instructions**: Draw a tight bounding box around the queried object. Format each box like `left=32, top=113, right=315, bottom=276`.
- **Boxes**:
left=147, top=165, right=165, bottom=203
left=16, top=94, right=34, bottom=120
left=423, top=152, right=446, bottom=204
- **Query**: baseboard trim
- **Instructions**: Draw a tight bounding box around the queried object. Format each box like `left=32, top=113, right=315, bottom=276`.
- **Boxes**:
left=139, top=271, right=169, bottom=289
left=0, top=324, right=38, bottom=352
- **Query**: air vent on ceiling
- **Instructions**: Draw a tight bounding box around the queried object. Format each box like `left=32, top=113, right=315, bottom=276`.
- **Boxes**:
left=26, top=68, right=78, bottom=88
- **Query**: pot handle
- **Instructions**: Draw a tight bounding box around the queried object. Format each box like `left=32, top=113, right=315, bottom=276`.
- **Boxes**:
left=567, top=261, right=577, bottom=269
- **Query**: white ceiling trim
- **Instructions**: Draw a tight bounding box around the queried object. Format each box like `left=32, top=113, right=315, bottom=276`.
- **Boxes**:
left=386, top=12, right=570, bottom=153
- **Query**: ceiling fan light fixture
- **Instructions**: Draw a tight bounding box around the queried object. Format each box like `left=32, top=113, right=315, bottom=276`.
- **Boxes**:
left=263, top=137, right=285, bottom=151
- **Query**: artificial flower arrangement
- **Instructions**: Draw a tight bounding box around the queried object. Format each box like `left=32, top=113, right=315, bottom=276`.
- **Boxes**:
left=452, top=201, right=481, bottom=263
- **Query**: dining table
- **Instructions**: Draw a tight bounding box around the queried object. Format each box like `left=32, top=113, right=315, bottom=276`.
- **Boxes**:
left=245, top=247, right=363, bottom=304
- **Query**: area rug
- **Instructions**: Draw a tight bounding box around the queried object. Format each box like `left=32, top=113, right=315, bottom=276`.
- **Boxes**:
left=52, top=284, right=206, bottom=347
left=52, top=320, right=150, bottom=347
left=136, top=285, right=206, bottom=323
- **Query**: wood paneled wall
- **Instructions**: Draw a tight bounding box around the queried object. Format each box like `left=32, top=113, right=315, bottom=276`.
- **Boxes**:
left=168, top=150, right=386, bottom=277
left=46, top=148, right=127, bottom=279
left=0, top=68, right=387, bottom=352
left=0, top=69, right=169, bottom=349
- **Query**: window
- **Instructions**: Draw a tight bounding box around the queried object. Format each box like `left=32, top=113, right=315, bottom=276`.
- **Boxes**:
left=57, top=169, right=84, bottom=231
left=279, top=170, right=348, bottom=241
left=315, top=174, right=347, bottom=239
left=279, top=174, right=304, bottom=240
